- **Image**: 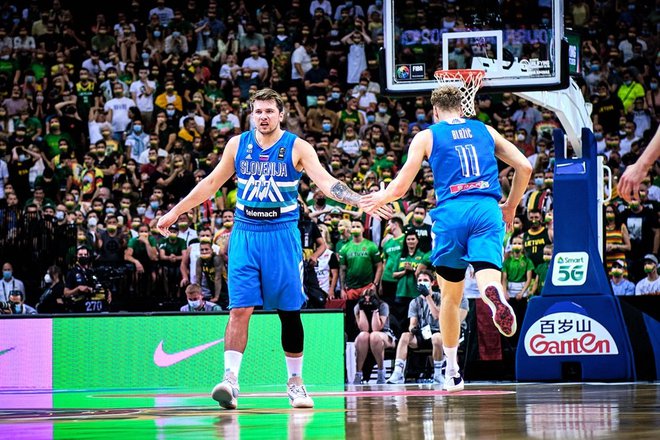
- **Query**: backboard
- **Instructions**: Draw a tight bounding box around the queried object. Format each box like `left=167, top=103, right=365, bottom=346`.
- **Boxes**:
left=382, top=0, right=568, bottom=96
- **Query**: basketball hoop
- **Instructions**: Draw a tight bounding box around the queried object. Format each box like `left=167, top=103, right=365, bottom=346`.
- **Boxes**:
left=434, top=69, right=486, bottom=117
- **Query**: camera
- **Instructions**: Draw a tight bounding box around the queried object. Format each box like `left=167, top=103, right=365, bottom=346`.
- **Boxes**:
left=0, top=301, right=9, bottom=310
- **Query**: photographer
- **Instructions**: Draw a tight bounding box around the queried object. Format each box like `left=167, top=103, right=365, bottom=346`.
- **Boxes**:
left=352, top=288, right=396, bottom=384
left=1, top=290, right=37, bottom=314
left=64, top=246, right=111, bottom=313
left=387, top=271, right=469, bottom=384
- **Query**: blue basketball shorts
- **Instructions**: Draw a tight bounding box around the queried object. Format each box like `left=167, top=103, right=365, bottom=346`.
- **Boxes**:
left=227, top=222, right=307, bottom=311
left=430, top=196, right=504, bottom=270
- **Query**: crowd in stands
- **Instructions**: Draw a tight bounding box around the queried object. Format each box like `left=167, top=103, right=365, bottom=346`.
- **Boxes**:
left=0, top=0, right=658, bottom=318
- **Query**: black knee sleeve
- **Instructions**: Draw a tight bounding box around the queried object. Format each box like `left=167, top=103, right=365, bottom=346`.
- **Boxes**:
left=435, top=266, right=466, bottom=282
left=278, top=310, right=304, bottom=353
left=471, top=261, right=501, bottom=272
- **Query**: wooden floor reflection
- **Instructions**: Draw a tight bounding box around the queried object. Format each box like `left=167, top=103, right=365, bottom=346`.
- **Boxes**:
left=0, top=383, right=657, bottom=439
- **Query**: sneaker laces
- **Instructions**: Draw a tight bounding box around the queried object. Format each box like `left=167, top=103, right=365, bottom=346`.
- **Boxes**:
left=223, top=373, right=238, bottom=388
left=289, top=383, right=309, bottom=398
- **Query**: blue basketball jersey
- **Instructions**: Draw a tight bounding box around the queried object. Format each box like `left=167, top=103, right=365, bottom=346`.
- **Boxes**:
left=234, top=130, right=302, bottom=226
left=428, top=118, right=502, bottom=204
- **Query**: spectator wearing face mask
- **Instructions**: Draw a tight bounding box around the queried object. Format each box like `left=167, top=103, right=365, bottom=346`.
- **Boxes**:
left=621, top=199, right=658, bottom=282
left=523, top=209, right=553, bottom=267
left=609, top=259, right=635, bottom=296
left=180, top=283, right=221, bottom=312
left=635, top=254, right=660, bottom=295
left=0, top=262, right=25, bottom=303
left=36, top=265, right=65, bottom=313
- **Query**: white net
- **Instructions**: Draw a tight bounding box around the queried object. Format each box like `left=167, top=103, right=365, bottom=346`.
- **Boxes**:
left=433, top=69, right=486, bottom=117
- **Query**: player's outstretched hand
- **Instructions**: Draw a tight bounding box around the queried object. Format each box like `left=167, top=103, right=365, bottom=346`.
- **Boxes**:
left=499, top=201, right=516, bottom=232
left=156, top=210, right=178, bottom=237
left=360, top=190, right=393, bottom=220
left=617, top=162, right=645, bottom=203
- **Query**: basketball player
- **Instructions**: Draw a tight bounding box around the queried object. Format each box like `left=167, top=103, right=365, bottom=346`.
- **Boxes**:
left=618, top=126, right=660, bottom=203
left=363, top=86, right=532, bottom=391
left=157, top=88, right=389, bottom=409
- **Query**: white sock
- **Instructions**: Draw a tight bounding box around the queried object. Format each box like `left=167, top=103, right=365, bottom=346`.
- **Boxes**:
left=224, top=350, right=243, bottom=379
left=444, top=346, right=459, bottom=377
left=286, top=355, right=303, bottom=379
left=393, top=359, right=406, bottom=374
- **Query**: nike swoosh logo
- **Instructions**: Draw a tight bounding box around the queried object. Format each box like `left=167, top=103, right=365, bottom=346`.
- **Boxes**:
left=153, top=339, right=224, bottom=367
left=0, top=347, right=15, bottom=357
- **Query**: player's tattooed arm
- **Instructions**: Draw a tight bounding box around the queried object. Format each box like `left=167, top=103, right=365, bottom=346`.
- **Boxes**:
left=330, top=181, right=361, bottom=207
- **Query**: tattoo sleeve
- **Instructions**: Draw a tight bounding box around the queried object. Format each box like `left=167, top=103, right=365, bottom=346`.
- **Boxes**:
left=330, top=181, right=361, bottom=207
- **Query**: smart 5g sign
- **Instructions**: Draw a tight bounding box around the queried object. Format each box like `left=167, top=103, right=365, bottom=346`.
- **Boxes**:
left=551, top=252, right=589, bottom=286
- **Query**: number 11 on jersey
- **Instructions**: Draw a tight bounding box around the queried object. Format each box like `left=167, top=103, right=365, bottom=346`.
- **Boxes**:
left=454, top=144, right=481, bottom=177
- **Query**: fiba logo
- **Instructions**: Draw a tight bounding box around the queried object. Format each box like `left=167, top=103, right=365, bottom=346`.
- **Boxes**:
left=396, top=65, right=410, bottom=80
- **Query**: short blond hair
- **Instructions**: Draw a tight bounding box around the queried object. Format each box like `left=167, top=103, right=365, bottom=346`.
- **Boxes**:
left=430, top=86, right=462, bottom=112
left=185, top=283, right=202, bottom=296
left=249, top=88, right=284, bottom=112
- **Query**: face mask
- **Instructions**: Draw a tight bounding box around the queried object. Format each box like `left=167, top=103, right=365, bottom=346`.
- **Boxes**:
left=624, top=80, right=632, bottom=86
left=511, top=245, right=523, bottom=253
left=594, top=132, right=603, bottom=141
left=534, top=177, right=544, bottom=187
left=629, top=201, right=640, bottom=210
left=517, top=134, right=526, bottom=142
left=413, top=214, right=424, bottom=223
left=178, top=222, right=188, bottom=230
left=150, top=201, right=160, bottom=209
left=200, top=253, right=212, bottom=260
left=375, top=146, right=385, bottom=155
left=137, top=206, right=146, bottom=215
left=88, top=217, right=98, bottom=227
left=18, top=154, right=26, bottom=162
left=330, top=218, right=339, bottom=226
left=331, top=92, right=341, bottom=100
left=367, top=115, right=375, bottom=123
left=543, top=254, right=552, bottom=262
left=610, top=268, right=623, bottom=277
left=544, top=178, right=553, bottom=186
left=377, top=106, right=388, bottom=114
left=132, top=222, right=141, bottom=230
left=651, top=83, right=659, bottom=91
left=417, top=281, right=431, bottom=291
left=350, top=228, right=361, bottom=237
left=513, top=224, right=521, bottom=232
left=133, top=125, right=143, bottom=134
left=78, top=256, right=89, bottom=265
left=3, top=270, right=11, bottom=280
left=322, top=123, right=332, bottom=132
left=55, top=211, right=65, bottom=221
left=331, top=161, right=341, bottom=170
left=358, top=85, right=367, bottom=93
left=106, top=224, right=118, bottom=233
left=223, top=221, right=234, bottom=229
left=44, top=273, right=53, bottom=284
left=188, top=299, right=201, bottom=308
left=166, top=109, right=175, bottom=116
left=644, top=264, right=655, bottom=274
left=105, top=207, right=116, bottom=215
left=416, top=114, right=425, bottom=122
left=65, top=201, right=76, bottom=209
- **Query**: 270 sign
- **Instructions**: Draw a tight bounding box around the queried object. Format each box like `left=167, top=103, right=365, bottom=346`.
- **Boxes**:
left=551, top=252, right=589, bottom=286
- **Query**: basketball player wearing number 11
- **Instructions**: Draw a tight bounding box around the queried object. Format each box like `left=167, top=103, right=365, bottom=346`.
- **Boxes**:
left=363, top=86, right=532, bottom=391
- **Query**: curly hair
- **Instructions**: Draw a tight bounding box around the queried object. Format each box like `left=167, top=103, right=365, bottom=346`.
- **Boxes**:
left=430, top=85, right=462, bottom=112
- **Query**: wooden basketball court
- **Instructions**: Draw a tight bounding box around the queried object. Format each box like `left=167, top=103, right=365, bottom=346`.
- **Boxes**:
left=0, top=382, right=657, bottom=439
